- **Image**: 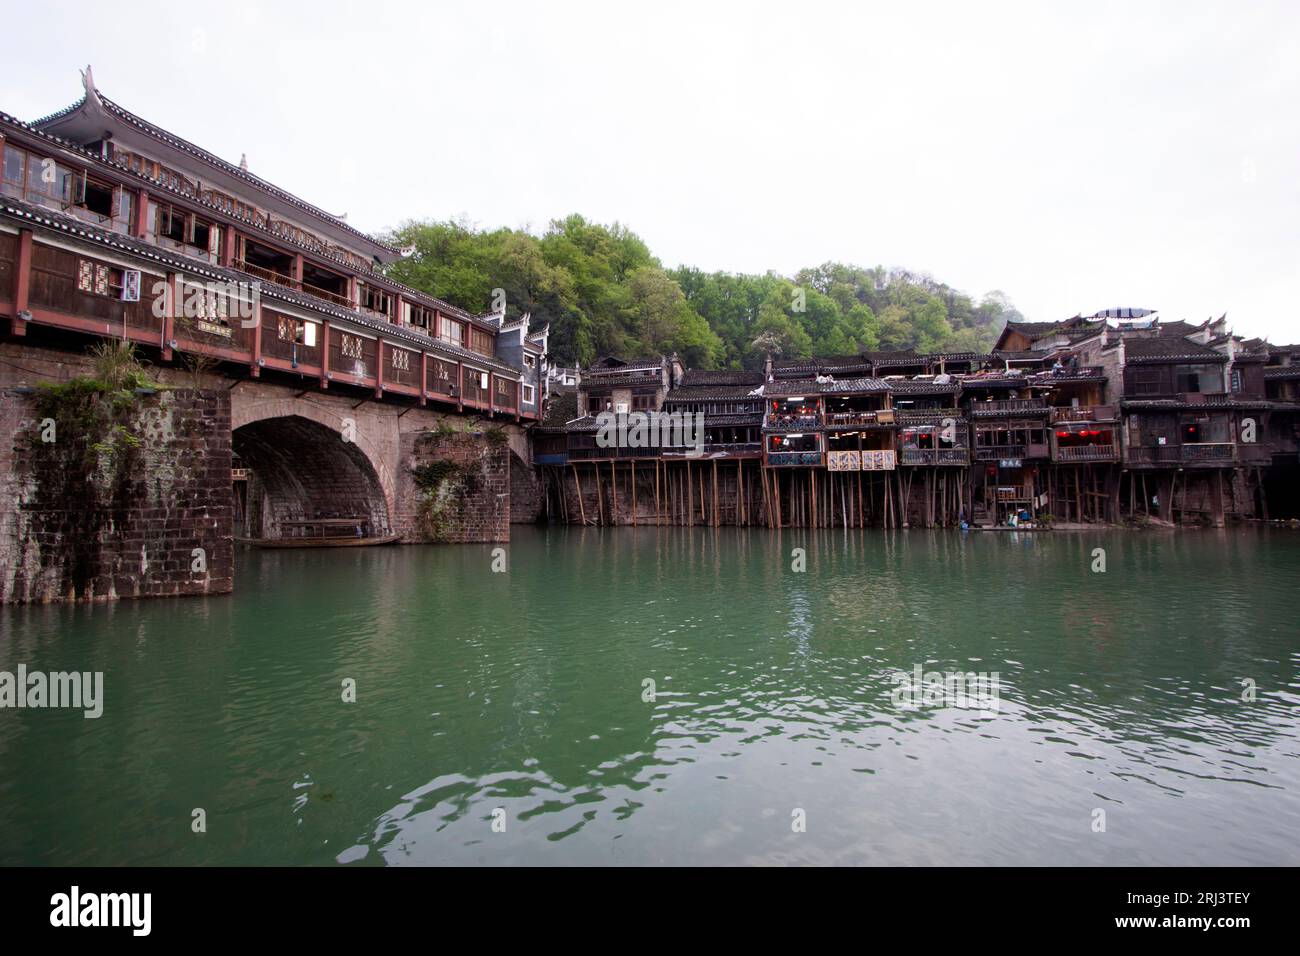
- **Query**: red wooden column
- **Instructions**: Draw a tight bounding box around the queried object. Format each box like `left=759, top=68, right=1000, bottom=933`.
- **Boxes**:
left=319, top=320, right=330, bottom=389
left=347, top=276, right=358, bottom=309
left=457, top=362, right=464, bottom=412
left=419, top=352, right=428, bottom=407
left=515, top=381, right=520, bottom=423
left=249, top=295, right=263, bottom=378
left=11, top=229, right=32, bottom=336
left=375, top=340, right=385, bottom=398
left=162, top=271, right=177, bottom=360
left=134, top=189, right=150, bottom=239
left=488, top=372, right=496, bottom=417
left=221, top=226, right=237, bottom=267
left=292, top=254, right=304, bottom=289
left=393, top=293, right=403, bottom=326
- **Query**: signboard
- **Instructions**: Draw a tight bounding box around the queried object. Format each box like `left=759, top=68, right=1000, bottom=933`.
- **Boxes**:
left=827, top=450, right=860, bottom=472
left=863, top=449, right=896, bottom=471
left=999, top=458, right=1023, bottom=469
left=827, top=450, right=897, bottom=471
left=121, top=270, right=141, bottom=302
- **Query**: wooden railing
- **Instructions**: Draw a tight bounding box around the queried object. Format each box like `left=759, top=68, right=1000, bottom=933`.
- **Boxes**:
left=765, top=414, right=822, bottom=429
left=825, top=410, right=895, bottom=427
left=1053, top=444, right=1118, bottom=462
left=894, top=408, right=962, bottom=424
left=970, top=398, right=1048, bottom=416
left=1181, top=442, right=1235, bottom=462
left=233, top=260, right=355, bottom=309
left=1127, top=444, right=1235, bottom=465
left=974, top=444, right=1027, bottom=461
left=1051, top=405, right=1116, bottom=423
left=766, top=451, right=823, bottom=467
left=899, top=447, right=969, bottom=466
left=1126, top=445, right=1180, bottom=465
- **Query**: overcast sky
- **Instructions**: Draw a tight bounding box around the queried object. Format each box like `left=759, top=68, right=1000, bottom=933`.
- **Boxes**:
left=3, top=1, right=1297, bottom=342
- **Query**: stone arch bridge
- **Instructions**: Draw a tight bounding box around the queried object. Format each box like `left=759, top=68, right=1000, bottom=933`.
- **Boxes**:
left=1, top=339, right=541, bottom=602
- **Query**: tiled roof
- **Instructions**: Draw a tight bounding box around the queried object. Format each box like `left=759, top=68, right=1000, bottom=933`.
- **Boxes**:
left=765, top=376, right=890, bottom=396
left=1264, top=366, right=1300, bottom=380
left=29, top=91, right=398, bottom=255
left=701, top=412, right=765, bottom=426
left=0, top=111, right=484, bottom=326
left=588, top=356, right=663, bottom=371
left=1157, top=320, right=1202, bottom=337
left=663, top=385, right=764, bottom=403
left=1002, top=320, right=1062, bottom=337
left=1031, top=367, right=1105, bottom=383
left=884, top=378, right=960, bottom=394
left=1121, top=397, right=1273, bottom=410
left=865, top=350, right=927, bottom=366
left=560, top=415, right=602, bottom=433
left=1124, top=336, right=1227, bottom=364
left=0, top=198, right=525, bottom=378
left=679, top=369, right=764, bottom=386
left=992, top=349, right=1050, bottom=361
left=580, top=373, right=663, bottom=388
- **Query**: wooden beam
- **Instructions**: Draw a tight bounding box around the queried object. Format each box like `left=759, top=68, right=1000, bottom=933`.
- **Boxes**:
left=135, top=188, right=151, bottom=240
left=162, top=270, right=177, bottom=360
left=249, top=295, right=262, bottom=377
left=319, top=320, right=330, bottom=389
left=11, top=229, right=32, bottom=336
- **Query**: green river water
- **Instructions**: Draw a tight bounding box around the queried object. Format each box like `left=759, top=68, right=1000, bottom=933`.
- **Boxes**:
left=1, top=526, right=1297, bottom=866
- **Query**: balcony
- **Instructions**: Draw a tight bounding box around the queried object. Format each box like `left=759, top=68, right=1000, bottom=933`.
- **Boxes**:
left=898, top=447, right=970, bottom=466
left=764, top=414, right=822, bottom=430
left=766, top=451, right=823, bottom=467
left=704, top=442, right=763, bottom=456
left=893, top=408, right=962, bottom=425
left=969, top=398, right=1049, bottom=417
left=1127, top=443, right=1236, bottom=466
left=1052, top=444, right=1119, bottom=463
left=1051, top=405, right=1116, bottom=423
left=824, top=410, right=895, bottom=428
left=234, top=259, right=355, bottom=310
left=828, top=449, right=897, bottom=471
left=569, top=444, right=667, bottom=461
left=1181, top=442, right=1235, bottom=463
left=973, top=443, right=1049, bottom=461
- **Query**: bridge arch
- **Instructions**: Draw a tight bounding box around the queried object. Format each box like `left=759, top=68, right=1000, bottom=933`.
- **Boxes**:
left=232, top=399, right=396, bottom=540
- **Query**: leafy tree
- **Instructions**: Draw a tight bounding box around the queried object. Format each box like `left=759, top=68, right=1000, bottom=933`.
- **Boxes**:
left=382, top=218, right=1014, bottom=369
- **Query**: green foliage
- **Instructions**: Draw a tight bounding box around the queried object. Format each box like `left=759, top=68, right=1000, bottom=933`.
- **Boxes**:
left=384, top=217, right=1022, bottom=369
left=89, top=340, right=154, bottom=392
left=411, top=459, right=464, bottom=490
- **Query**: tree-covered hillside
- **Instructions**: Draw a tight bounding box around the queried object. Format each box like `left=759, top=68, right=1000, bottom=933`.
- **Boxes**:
left=384, top=215, right=1023, bottom=369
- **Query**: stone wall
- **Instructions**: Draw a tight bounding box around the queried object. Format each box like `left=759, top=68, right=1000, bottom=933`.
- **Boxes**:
left=509, top=450, right=543, bottom=524
left=1, top=385, right=233, bottom=603
left=396, top=425, right=510, bottom=542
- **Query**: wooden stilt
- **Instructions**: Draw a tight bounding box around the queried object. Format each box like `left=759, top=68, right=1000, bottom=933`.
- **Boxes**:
left=572, top=464, right=587, bottom=525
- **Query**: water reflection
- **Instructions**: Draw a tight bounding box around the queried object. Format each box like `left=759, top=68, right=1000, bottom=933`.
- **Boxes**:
left=1, top=527, right=1298, bottom=865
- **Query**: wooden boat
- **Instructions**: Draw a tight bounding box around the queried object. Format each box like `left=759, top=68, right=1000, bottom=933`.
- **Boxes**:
left=236, top=534, right=400, bottom=549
